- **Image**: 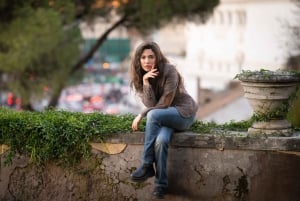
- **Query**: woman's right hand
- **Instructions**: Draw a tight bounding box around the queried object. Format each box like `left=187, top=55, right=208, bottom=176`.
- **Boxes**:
left=143, top=66, right=159, bottom=85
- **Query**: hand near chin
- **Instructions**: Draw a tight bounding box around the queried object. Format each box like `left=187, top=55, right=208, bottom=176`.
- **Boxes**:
left=143, top=68, right=159, bottom=84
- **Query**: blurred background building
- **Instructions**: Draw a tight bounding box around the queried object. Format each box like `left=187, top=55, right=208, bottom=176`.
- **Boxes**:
left=153, top=0, right=297, bottom=123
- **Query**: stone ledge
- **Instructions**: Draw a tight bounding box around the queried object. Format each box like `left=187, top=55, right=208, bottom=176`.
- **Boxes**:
left=104, top=131, right=300, bottom=152
left=2, top=132, right=300, bottom=201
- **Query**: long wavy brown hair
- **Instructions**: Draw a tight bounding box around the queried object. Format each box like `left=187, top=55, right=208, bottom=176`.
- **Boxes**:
left=129, top=41, right=184, bottom=94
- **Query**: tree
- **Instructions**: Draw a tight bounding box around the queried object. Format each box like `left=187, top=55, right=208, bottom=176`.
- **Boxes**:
left=286, top=0, right=300, bottom=70
left=71, top=0, right=220, bottom=73
left=0, top=1, right=83, bottom=110
left=285, top=0, right=300, bottom=127
left=0, top=0, right=219, bottom=110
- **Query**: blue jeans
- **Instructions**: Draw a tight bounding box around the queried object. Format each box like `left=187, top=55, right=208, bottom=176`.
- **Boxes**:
left=142, top=107, right=195, bottom=188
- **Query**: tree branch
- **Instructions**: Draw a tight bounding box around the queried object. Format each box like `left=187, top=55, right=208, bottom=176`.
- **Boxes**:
left=70, top=15, right=127, bottom=74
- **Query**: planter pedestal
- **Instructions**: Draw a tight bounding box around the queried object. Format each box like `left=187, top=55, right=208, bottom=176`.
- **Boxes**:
left=240, top=74, right=300, bottom=137
left=248, top=119, right=292, bottom=136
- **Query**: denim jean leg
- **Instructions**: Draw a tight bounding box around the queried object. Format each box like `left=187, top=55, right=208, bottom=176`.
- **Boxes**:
left=153, top=107, right=195, bottom=131
left=142, top=110, right=162, bottom=165
left=142, top=107, right=195, bottom=185
left=154, top=126, right=173, bottom=188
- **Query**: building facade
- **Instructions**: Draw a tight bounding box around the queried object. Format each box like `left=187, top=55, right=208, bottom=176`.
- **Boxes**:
left=185, top=0, right=297, bottom=90
left=152, top=0, right=298, bottom=122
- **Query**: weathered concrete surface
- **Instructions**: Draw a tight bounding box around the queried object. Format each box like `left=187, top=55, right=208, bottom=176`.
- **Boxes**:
left=107, top=131, right=300, bottom=152
left=1, top=132, right=300, bottom=201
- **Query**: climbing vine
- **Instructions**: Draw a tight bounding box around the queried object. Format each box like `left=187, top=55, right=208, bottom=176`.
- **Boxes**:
left=234, top=69, right=300, bottom=81
left=0, top=108, right=137, bottom=166
left=251, top=87, right=299, bottom=122
left=0, top=107, right=254, bottom=167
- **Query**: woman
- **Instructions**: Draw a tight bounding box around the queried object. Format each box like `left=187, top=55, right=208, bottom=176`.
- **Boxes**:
left=129, top=41, right=198, bottom=199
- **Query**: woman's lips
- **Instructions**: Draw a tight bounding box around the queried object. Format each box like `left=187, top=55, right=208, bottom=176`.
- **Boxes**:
left=144, top=65, right=152, bottom=70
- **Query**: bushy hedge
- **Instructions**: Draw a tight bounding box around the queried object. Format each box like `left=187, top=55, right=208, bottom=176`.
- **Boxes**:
left=0, top=107, right=250, bottom=166
left=0, top=108, right=138, bottom=166
left=288, top=89, right=300, bottom=127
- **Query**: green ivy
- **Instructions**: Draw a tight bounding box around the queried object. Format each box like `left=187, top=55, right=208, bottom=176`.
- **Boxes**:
left=0, top=108, right=135, bottom=166
left=234, top=69, right=300, bottom=80
left=249, top=86, right=299, bottom=124
left=0, top=107, right=251, bottom=166
left=189, top=119, right=252, bottom=133
left=288, top=88, right=300, bottom=129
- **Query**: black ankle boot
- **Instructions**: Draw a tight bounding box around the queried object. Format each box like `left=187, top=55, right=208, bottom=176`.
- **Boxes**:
left=152, top=186, right=166, bottom=199
left=130, top=164, right=155, bottom=182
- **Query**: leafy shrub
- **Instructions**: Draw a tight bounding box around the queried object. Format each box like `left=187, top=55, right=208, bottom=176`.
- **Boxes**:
left=0, top=107, right=250, bottom=166
left=0, top=108, right=136, bottom=166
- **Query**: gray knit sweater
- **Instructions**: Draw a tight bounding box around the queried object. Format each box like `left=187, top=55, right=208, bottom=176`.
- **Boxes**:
left=139, top=64, right=198, bottom=118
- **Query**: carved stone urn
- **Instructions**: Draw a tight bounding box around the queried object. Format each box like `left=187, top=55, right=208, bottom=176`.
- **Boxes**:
left=236, top=70, right=300, bottom=136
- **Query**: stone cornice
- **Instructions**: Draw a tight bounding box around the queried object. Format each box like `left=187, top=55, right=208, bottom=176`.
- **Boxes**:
left=104, top=131, right=300, bottom=152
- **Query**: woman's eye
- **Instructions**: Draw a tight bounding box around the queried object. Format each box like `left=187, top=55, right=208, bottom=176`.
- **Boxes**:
left=141, top=55, right=155, bottom=60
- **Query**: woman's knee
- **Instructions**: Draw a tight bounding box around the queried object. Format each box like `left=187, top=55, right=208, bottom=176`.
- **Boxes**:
left=155, top=137, right=169, bottom=149
left=155, top=133, right=171, bottom=146
left=155, top=131, right=172, bottom=145
left=146, top=109, right=160, bottom=122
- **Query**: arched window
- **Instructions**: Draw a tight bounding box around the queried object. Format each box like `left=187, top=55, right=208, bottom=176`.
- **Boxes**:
left=219, top=11, right=224, bottom=24
left=227, top=11, right=232, bottom=25
left=237, top=10, right=247, bottom=25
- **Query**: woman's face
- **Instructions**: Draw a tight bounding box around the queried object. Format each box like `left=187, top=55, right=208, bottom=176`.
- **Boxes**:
left=140, top=48, right=156, bottom=72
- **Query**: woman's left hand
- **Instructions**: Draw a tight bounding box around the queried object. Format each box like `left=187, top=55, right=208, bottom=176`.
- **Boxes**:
left=132, top=114, right=142, bottom=131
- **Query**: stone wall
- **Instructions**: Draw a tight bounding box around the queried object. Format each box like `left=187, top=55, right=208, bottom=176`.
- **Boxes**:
left=1, top=132, right=300, bottom=201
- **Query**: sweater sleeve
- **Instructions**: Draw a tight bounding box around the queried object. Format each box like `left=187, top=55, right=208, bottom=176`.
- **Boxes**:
left=141, top=84, right=157, bottom=107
